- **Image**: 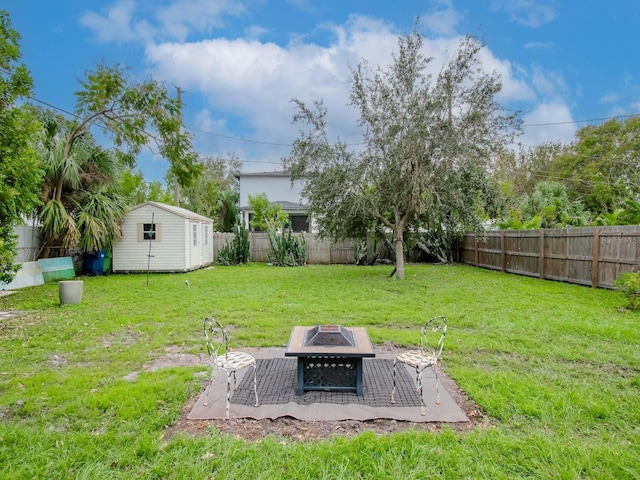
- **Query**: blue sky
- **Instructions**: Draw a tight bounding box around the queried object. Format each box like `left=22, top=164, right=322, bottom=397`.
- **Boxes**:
left=6, top=0, right=640, bottom=184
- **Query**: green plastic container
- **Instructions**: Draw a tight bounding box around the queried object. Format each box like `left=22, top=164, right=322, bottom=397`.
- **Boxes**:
left=103, top=250, right=112, bottom=275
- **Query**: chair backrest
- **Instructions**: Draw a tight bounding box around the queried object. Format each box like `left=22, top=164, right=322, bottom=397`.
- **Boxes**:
left=203, top=317, right=229, bottom=361
left=420, top=316, right=447, bottom=360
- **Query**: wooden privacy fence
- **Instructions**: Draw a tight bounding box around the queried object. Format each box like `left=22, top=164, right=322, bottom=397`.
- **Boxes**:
left=461, top=226, right=640, bottom=289
left=212, top=232, right=358, bottom=265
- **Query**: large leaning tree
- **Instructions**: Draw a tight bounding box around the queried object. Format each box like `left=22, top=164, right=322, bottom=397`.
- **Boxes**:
left=0, top=11, right=43, bottom=283
left=284, top=30, right=519, bottom=279
left=34, top=63, right=202, bottom=257
left=35, top=111, right=129, bottom=257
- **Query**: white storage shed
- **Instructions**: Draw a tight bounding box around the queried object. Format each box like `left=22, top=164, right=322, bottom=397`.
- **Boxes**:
left=112, top=201, right=214, bottom=273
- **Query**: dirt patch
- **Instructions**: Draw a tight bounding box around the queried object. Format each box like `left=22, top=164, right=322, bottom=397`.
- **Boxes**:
left=148, top=346, right=490, bottom=442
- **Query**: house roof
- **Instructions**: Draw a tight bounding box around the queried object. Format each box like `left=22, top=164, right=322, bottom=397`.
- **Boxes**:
left=275, top=201, right=306, bottom=211
left=239, top=200, right=307, bottom=212
left=129, top=201, right=213, bottom=223
left=236, top=170, right=290, bottom=178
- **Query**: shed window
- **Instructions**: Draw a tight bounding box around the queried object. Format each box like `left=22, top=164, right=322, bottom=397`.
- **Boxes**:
left=204, top=225, right=209, bottom=245
left=143, top=223, right=157, bottom=240
left=192, top=224, right=198, bottom=246
left=137, top=223, right=161, bottom=242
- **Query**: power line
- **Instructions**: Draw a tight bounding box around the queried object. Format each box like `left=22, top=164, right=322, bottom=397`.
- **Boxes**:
left=522, top=113, right=640, bottom=128
left=26, top=94, right=284, bottom=168
left=28, top=96, right=77, bottom=118
left=22, top=89, right=640, bottom=148
left=187, top=126, right=292, bottom=147
left=192, top=113, right=640, bottom=144
left=239, top=158, right=281, bottom=165
left=186, top=125, right=366, bottom=147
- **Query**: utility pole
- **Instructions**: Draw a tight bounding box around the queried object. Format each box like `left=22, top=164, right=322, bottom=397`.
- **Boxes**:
left=174, top=86, right=183, bottom=207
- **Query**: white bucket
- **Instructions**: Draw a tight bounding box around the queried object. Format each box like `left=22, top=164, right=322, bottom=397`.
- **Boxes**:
left=59, top=280, right=83, bottom=305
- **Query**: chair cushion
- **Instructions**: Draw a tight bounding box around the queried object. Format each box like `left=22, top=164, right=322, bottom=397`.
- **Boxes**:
left=215, top=351, right=256, bottom=370
left=396, top=350, right=436, bottom=367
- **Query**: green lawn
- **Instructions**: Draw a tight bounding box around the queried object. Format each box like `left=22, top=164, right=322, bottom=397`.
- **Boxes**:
left=1, top=263, right=638, bottom=479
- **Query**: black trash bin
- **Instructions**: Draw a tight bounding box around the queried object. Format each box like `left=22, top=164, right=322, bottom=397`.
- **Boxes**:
left=83, top=253, right=96, bottom=275
left=83, top=251, right=105, bottom=275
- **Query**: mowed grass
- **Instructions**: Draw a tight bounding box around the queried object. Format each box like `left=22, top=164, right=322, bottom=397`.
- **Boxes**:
left=0, top=263, right=639, bottom=479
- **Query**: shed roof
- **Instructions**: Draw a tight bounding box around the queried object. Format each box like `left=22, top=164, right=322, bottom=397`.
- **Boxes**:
left=129, top=201, right=213, bottom=223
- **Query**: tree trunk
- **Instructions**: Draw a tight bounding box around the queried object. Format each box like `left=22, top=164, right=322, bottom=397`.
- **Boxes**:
left=393, top=228, right=405, bottom=280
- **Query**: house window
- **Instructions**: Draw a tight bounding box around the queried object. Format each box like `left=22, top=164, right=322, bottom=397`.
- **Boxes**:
left=143, top=223, right=157, bottom=240
left=290, top=215, right=310, bottom=232
left=193, top=224, right=198, bottom=246
left=204, top=225, right=209, bottom=245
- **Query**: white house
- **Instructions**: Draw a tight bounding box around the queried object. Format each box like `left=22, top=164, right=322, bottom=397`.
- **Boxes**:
left=237, top=171, right=311, bottom=232
left=112, top=201, right=213, bottom=273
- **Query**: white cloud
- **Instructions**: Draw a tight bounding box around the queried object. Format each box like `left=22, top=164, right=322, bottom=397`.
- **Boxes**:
left=244, top=25, right=270, bottom=40
left=530, top=64, right=568, bottom=98
left=524, top=41, right=553, bottom=49
left=154, top=0, right=245, bottom=41
left=476, top=47, right=536, bottom=102
left=422, top=0, right=463, bottom=36
left=145, top=15, right=400, bottom=150
left=600, top=92, right=621, bottom=104
left=80, top=0, right=138, bottom=43
left=286, top=0, right=317, bottom=14
left=193, top=109, right=229, bottom=136
left=491, top=0, right=557, bottom=28
left=593, top=74, right=640, bottom=116
left=81, top=0, right=246, bottom=43
left=521, top=102, right=576, bottom=146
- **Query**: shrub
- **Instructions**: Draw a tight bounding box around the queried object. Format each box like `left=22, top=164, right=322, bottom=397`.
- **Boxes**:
left=354, top=238, right=382, bottom=265
left=267, top=223, right=306, bottom=266
left=613, top=270, right=640, bottom=310
left=218, top=214, right=250, bottom=265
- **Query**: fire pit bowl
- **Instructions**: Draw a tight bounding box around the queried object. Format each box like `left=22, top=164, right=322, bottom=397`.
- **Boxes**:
left=304, top=325, right=355, bottom=347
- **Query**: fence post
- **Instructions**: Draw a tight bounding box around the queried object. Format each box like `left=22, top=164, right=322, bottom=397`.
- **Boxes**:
left=501, top=231, right=506, bottom=272
left=591, top=227, right=600, bottom=288
left=474, top=234, right=479, bottom=267
left=539, top=229, right=545, bottom=279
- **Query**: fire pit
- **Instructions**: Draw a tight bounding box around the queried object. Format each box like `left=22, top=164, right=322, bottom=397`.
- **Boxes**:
left=304, top=325, right=355, bottom=347
left=285, top=325, right=376, bottom=396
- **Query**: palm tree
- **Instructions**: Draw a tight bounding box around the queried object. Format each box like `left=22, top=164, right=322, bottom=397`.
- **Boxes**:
left=35, top=111, right=128, bottom=258
left=521, top=182, right=591, bottom=228
left=216, top=189, right=238, bottom=232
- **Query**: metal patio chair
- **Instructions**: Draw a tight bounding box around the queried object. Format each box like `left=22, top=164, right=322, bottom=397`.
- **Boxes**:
left=203, top=317, right=259, bottom=418
left=391, top=316, right=447, bottom=416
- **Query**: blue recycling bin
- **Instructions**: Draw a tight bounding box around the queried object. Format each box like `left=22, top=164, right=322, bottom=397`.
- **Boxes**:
left=83, top=250, right=106, bottom=275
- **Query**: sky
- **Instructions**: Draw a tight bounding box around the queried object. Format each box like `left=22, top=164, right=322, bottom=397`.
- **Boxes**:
left=5, top=0, right=640, bottom=184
